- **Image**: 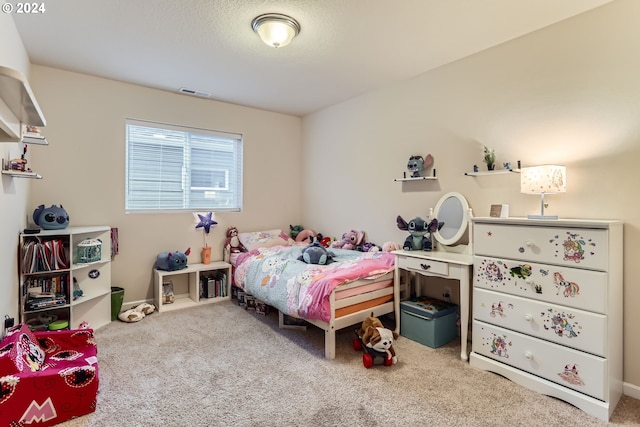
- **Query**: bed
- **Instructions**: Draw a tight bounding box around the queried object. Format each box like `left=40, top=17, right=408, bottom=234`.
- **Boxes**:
left=227, top=229, right=399, bottom=359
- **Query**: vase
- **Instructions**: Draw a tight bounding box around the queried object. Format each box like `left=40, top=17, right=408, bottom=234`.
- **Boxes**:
left=487, top=163, right=495, bottom=171
left=201, top=246, right=211, bottom=265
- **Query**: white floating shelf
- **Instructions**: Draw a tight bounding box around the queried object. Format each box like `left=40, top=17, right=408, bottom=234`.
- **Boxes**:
left=0, top=66, right=46, bottom=142
left=394, top=176, right=438, bottom=181
left=465, top=169, right=520, bottom=176
left=2, top=169, right=43, bottom=179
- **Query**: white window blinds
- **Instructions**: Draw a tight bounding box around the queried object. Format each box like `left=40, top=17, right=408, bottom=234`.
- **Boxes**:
left=125, top=119, right=243, bottom=213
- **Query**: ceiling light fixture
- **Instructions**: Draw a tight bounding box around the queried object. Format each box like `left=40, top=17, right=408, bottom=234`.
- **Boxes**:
left=251, top=13, right=300, bottom=48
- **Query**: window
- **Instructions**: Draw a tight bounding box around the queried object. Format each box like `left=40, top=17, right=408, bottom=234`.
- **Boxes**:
left=125, top=119, right=243, bottom=212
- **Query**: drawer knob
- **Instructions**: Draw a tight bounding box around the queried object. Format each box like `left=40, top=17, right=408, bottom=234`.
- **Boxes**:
left=524, top=351, right=533, bottom=360
left=525, top=241, right=534, bottom=248
left=420, top=263, right=431, bottom=271
left=524, top=278, right=532, bottom=285
left=524, top=314, right=533, bottom=322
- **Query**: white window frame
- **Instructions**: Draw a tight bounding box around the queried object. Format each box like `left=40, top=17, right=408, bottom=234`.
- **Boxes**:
left=125, top=118, right=243, bottom=213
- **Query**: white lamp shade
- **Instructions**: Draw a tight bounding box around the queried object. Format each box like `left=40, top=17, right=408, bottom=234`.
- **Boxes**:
left=520, top=165, right=566, bottom=194
left=252, top=14, right=300, bottom=48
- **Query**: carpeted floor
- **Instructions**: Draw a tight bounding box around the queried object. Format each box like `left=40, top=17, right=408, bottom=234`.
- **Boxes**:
left=58, top=300, right=640, bottom=426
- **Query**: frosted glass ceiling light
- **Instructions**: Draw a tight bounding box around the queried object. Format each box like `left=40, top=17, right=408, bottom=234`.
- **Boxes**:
left=520, top=165, right=566, bottom=220
left=252, top=13, right=300, bottom=48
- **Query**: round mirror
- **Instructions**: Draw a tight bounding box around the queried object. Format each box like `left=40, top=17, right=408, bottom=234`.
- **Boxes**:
left=433, top=192, right=470, bottom=246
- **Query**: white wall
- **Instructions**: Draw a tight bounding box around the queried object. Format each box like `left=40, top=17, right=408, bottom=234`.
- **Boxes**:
left=0, top=13, right=32, bottom=334
left=26, top=66, right=302, bottom=305
left=303, top=0, right=640, bottom=387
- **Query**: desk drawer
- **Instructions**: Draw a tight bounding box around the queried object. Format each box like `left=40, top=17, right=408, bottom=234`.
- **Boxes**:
left=473, top=288, right=606, bottom=356
left=397, top=256, right=449, bottom=276
left=473, top=320, right=606, bottom=400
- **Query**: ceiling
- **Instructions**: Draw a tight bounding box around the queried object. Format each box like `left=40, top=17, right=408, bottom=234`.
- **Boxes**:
left=13, top=0, right=612, bottom=117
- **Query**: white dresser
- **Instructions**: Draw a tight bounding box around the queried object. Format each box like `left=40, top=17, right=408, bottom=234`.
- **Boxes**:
left=469, top=217, right=623, bottom=421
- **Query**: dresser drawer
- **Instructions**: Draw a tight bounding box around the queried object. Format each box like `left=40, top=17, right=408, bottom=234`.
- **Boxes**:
left=473, top=256, right=607, bottom=313
left=397, top=255, right=449, bottom=276
left=472, top=320, right=606, bottom=400
left=474, top=223, right=608, bottom=271
left=473, top=288, right=606, bottom=356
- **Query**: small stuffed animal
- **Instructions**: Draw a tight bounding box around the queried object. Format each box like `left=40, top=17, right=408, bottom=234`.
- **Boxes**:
left=297, top=240, right=336, bottom=265
left=289, top=224, right=304, bottom=240
left=295, top=229, right=316, bottom=244
left=382, top=241, right=401, bottom=252
left=396, top=216, right=439, bottom=251
left=331, top=230, right=365, bottom=250
left=33, top=204, right=69, bottom=230
left=358, top=313, right=398, bottom=364
left=225, top=226, right=246, bottom=254
left=406, top=154, right=434, bottom=178
left=156, top=248, right=191, bottom=271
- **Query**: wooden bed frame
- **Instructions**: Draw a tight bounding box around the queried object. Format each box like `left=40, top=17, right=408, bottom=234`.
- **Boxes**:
left=294, top=271, right=401, bottom=359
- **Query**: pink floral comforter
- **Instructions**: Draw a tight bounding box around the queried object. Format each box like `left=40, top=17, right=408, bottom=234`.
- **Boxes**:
left=233, top=245, right=395, bottom=322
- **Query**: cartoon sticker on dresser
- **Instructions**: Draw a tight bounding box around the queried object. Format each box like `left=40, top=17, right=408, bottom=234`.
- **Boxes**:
left=542, top=308, right=580, bottom=338
left=553, top=272, right=580, bottom=298
left=476, top=259, right=545, bottom=294
left=485, top=261, right=504, bottom=282
left=549, top=231, right=597, bottom=264
left=482, top=332, right=511, bottom=359
left=558, top=364, right=585, bottom=386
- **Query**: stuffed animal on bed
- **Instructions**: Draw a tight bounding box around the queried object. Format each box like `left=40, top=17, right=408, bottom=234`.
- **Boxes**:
left=156, top=248, right=191, bottom=271
left=289, top=224, right=304, bottom=240
left=297, top=240, right=336, bottom=265
left=331, top=230, right=365, bottom=250
left=357, top=313, right=398, bottom=365
left=295, top=229, right=316, bottom=244
left=225, top=226, right=246, bottom=254
left=396, top=216, right=439, bottom=251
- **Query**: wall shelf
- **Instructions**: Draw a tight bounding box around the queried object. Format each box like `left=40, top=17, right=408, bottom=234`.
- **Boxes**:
left=2, top=169, right=43, bottom=179
left=395, top=169, right=437, bottom=181
left=465, top=169, right=520, bottom=176
left=0, top=66, right=46, bottom=142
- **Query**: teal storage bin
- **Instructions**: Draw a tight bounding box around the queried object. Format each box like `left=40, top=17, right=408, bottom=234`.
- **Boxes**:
left=400, top=298, right=458, bottom=348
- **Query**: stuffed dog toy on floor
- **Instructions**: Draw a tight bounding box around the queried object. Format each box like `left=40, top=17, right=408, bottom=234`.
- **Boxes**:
left=358, top=313, right=398, bottom=364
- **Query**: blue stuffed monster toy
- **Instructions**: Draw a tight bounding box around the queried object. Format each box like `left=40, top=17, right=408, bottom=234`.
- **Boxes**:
left=396, top=215, right=439, bottom=251
left=33, top=204, right=70, bottom=230
left=157, top=248, right=191, bottom=271
left=297, top=240, right=336, bottom=265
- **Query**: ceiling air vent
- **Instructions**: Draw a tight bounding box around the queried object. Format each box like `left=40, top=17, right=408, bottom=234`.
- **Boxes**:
left=178, top=87, right=212, bottom=98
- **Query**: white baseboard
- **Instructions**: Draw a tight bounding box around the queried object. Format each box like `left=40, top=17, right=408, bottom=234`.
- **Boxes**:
left=624, top=382, right=640, bottom=400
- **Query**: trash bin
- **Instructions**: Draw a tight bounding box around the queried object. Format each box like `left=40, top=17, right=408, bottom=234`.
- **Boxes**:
left=111, top=287, right=124, bottom=321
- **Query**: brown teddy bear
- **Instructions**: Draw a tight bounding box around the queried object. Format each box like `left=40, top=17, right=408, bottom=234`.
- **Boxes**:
left=358, top=313, right=398, bottom=364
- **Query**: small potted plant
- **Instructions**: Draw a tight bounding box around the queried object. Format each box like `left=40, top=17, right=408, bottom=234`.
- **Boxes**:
left=483, top=146, right=496, bottom=171
left=195, top=212, right=217, bottom=264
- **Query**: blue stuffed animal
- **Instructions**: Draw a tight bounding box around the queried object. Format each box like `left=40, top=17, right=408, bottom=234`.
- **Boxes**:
left=157, top=248, right=191, bottom=271
left=33, top=204, right=69, bottom=230
left=396, top=216, right=439, bottom=251
left=298, top=240, right=336, bottom=265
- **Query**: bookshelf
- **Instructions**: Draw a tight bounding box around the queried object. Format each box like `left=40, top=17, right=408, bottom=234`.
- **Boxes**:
left=154, top=261, right=232, bottom=312
left=19, top=226, right=112, bottom=331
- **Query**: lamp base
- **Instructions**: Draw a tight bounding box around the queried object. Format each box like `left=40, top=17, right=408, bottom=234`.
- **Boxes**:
left=527, top=214, right=559, bottom=220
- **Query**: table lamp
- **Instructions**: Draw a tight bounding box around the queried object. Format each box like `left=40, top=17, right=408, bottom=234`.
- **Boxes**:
left=520, top=165, right=566, bottom=220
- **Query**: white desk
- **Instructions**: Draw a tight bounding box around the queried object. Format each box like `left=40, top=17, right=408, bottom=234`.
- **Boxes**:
left=393, top=249, right=473, bottom=360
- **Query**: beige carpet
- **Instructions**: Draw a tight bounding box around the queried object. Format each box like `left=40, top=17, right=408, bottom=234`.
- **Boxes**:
left=58, top=300, right=640, bottom=427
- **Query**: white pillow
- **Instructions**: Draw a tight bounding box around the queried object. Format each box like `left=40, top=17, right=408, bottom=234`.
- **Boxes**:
left=237, top=229, right=295, bottom=251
